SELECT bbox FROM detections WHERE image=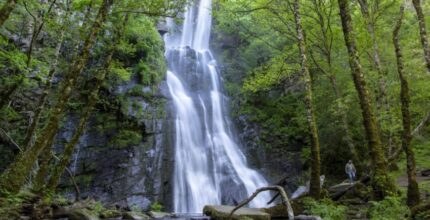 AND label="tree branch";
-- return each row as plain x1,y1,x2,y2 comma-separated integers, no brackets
229,186,294,220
